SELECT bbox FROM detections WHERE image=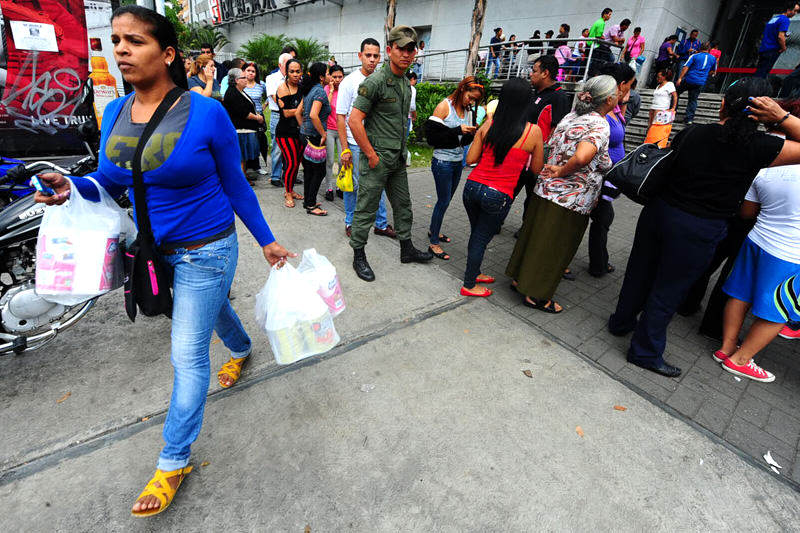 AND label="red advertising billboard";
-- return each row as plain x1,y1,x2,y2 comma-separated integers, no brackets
0,0,94,157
